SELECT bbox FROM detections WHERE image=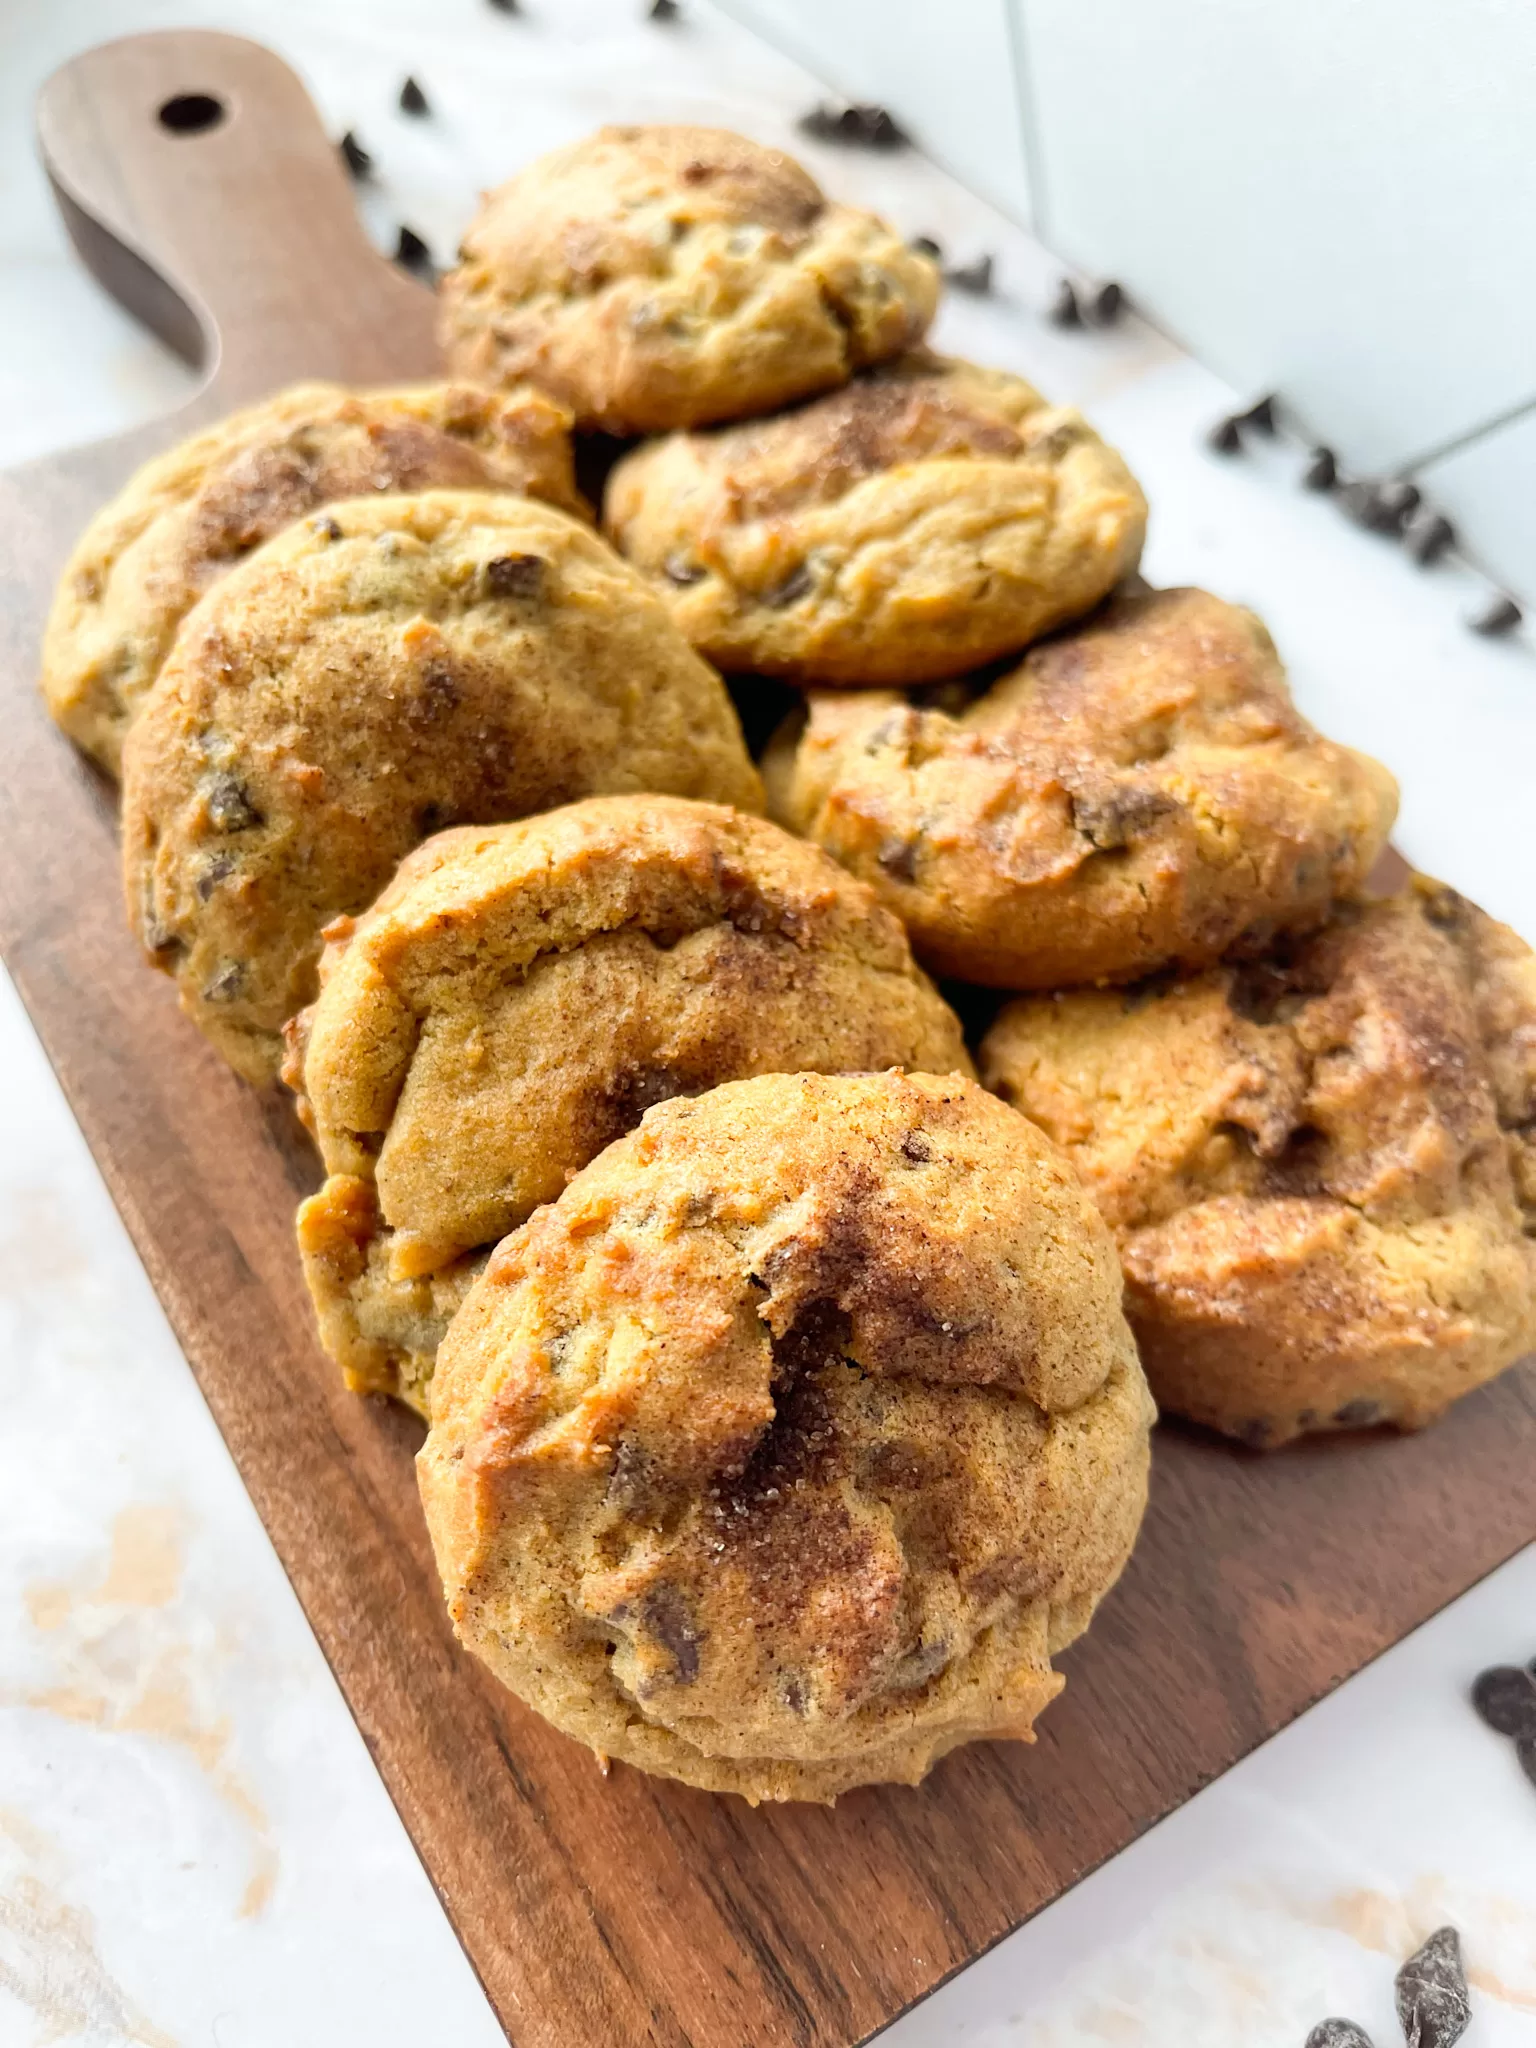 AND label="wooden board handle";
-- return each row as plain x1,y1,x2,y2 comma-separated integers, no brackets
37,30,440,404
